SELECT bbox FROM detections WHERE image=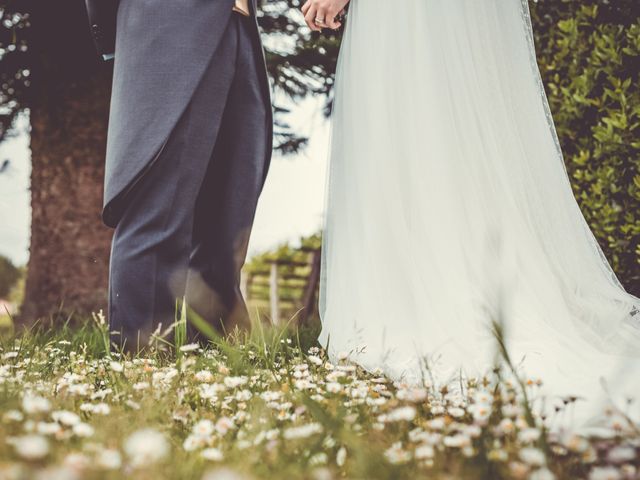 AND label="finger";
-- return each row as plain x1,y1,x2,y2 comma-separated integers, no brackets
314,6,329,29
301,0,311,15
325,8,341,29
304,5,318,31
304,5,322,32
